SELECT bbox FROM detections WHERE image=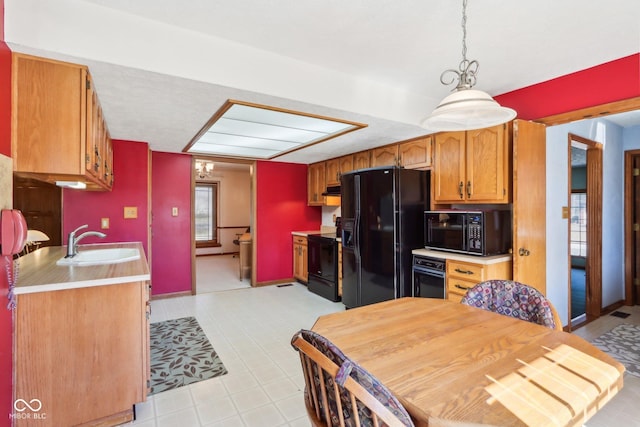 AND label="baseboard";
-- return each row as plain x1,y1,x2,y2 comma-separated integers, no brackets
150,290,193,300
254,278,296,287
601,300,626,315
195,252,239,257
